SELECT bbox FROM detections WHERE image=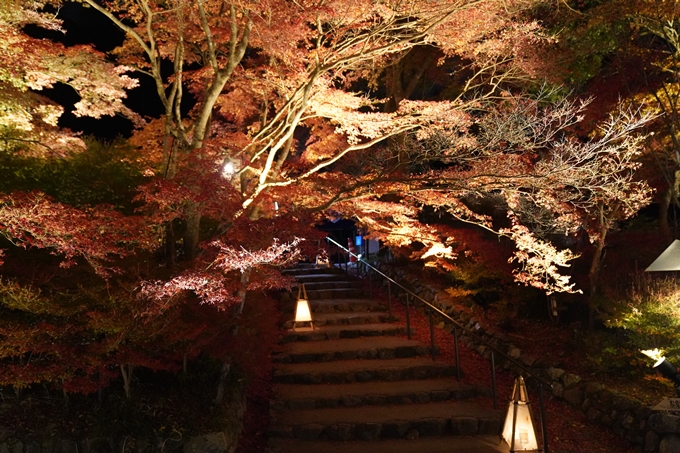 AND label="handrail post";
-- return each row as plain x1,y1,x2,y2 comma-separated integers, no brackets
387,282,392,320
428,308,436,361
405,294,411,340
453,327,461,381
491,351,498,410
538,382,550,453
369,267,373,299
